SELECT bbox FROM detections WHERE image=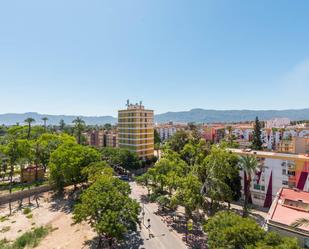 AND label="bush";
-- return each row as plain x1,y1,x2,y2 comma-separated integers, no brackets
12,226,50,249
23,207,31,215
149,192,162,202
26,214,33,219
